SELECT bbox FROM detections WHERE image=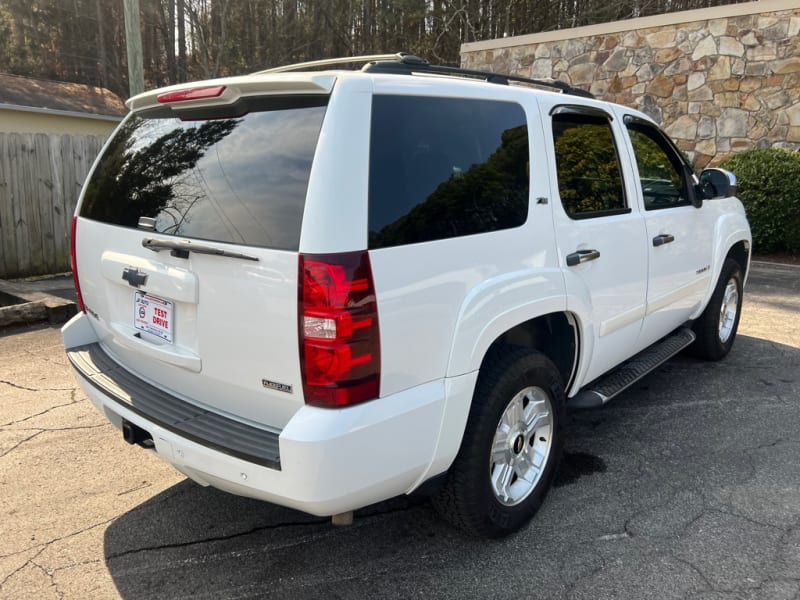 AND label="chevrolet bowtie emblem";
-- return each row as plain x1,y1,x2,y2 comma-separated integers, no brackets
122,267,148,288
